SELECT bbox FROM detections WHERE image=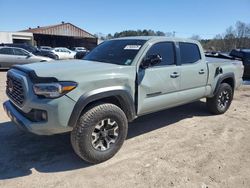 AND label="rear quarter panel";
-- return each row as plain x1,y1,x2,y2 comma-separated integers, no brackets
206,58,244,97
